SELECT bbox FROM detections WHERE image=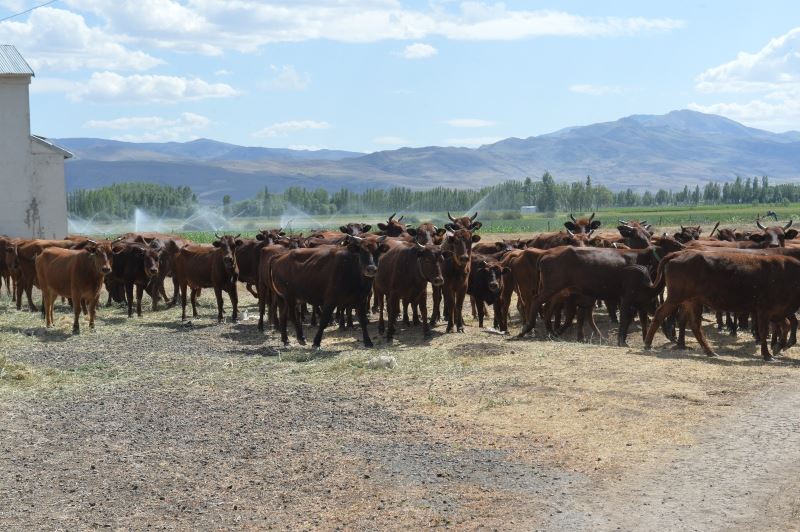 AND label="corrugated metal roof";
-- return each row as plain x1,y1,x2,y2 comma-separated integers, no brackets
0,45,34,76
31,135,73,158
